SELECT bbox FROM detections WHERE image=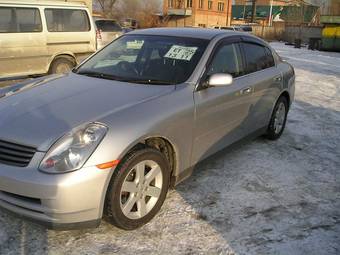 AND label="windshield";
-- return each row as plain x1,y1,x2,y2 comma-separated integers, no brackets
95,20,122,32
76,35,208,85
